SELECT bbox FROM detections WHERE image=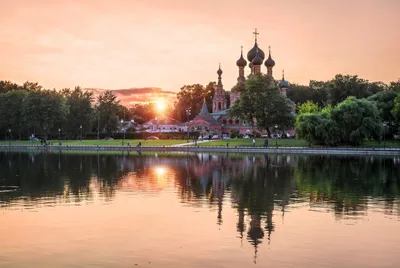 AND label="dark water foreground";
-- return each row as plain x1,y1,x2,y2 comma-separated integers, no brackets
1,152,400,268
